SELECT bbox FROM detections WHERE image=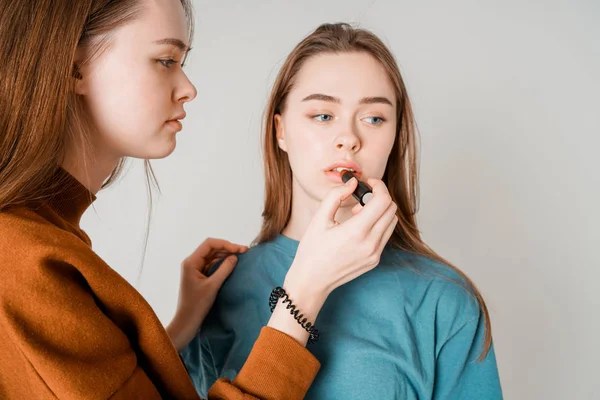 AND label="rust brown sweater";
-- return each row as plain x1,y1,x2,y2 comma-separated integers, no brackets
0,169,319,399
